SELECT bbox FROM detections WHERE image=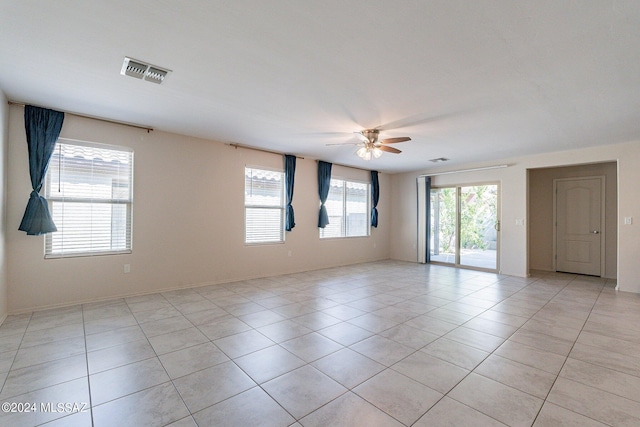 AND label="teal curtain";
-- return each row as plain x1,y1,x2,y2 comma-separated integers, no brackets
18,105,65,235
317,161,332,228
284,154,296,231
425,176,431,262
371,170,379,228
